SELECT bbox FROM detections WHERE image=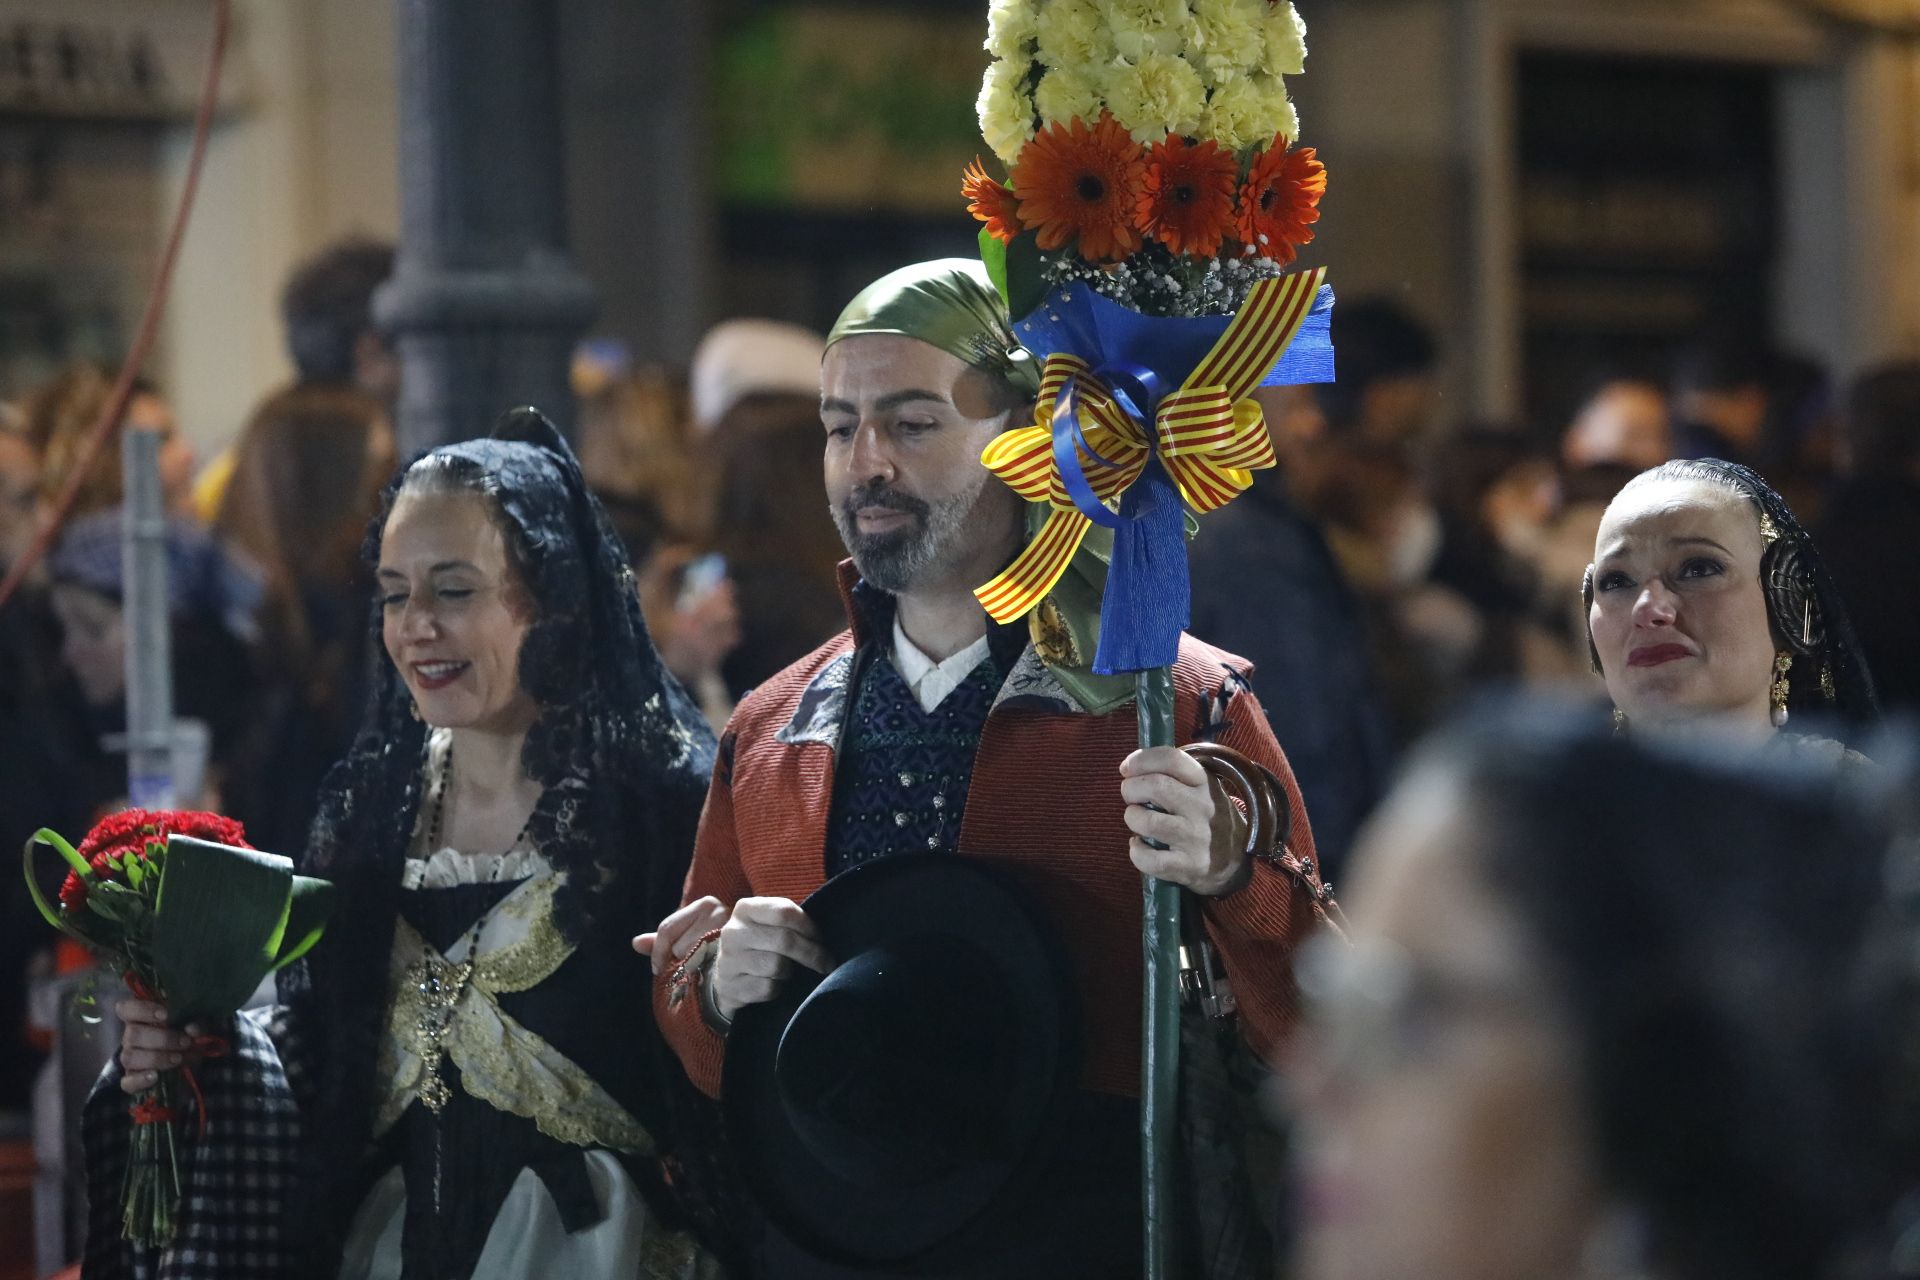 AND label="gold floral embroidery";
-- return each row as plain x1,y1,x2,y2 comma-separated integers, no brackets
452,1008,655,1153
374,875,654,1154
475,881,572,994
